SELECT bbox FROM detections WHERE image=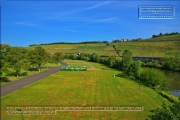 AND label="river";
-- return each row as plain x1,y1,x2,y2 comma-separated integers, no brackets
160,70,180,97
